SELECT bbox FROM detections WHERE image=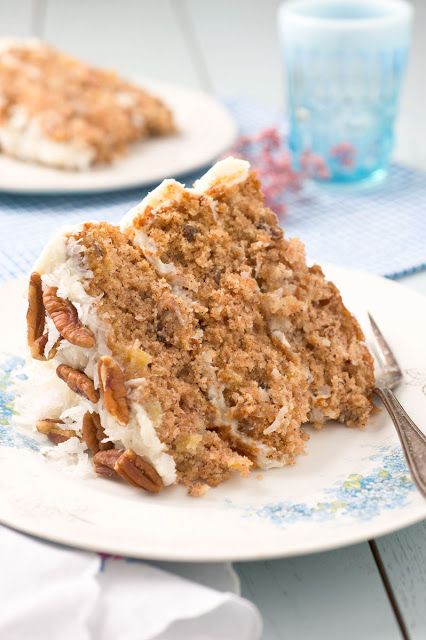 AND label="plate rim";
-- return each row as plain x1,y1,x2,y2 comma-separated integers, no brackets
0,506,424,563
0,81,237,195
1,266,425,561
